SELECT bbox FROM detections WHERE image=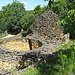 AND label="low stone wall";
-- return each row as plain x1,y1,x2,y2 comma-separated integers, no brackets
0,33,63,70
63,33,70,44
18,32,70,68
0,32,69,74
1,38,42,51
